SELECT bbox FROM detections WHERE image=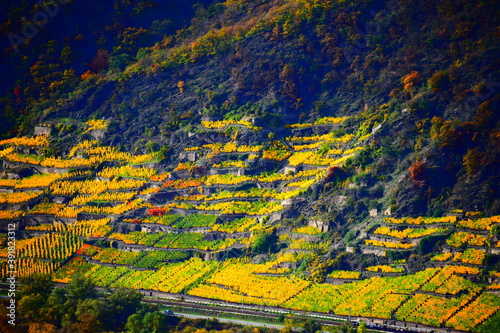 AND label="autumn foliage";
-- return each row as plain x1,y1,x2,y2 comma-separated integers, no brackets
147,207,168,216
409,159,426,186
402,71,421,91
